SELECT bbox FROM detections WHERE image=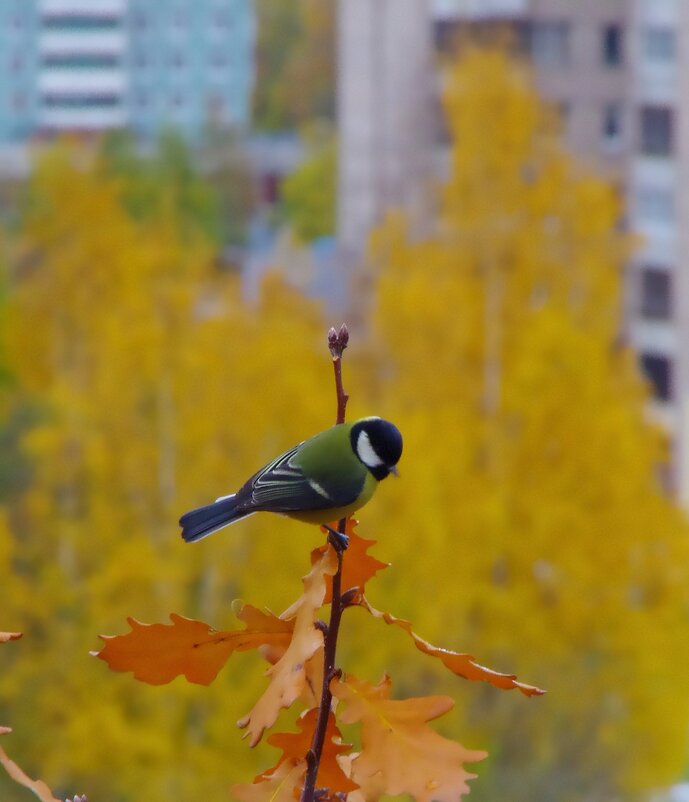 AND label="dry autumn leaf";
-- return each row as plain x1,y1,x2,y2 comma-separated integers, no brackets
313,518,388,602
0,742,63,802
231,759,306,802
238,546,338,746
333,674,486,802
358,595,545,696
266,708,358,793
1,632,22,734
95,604,293,685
